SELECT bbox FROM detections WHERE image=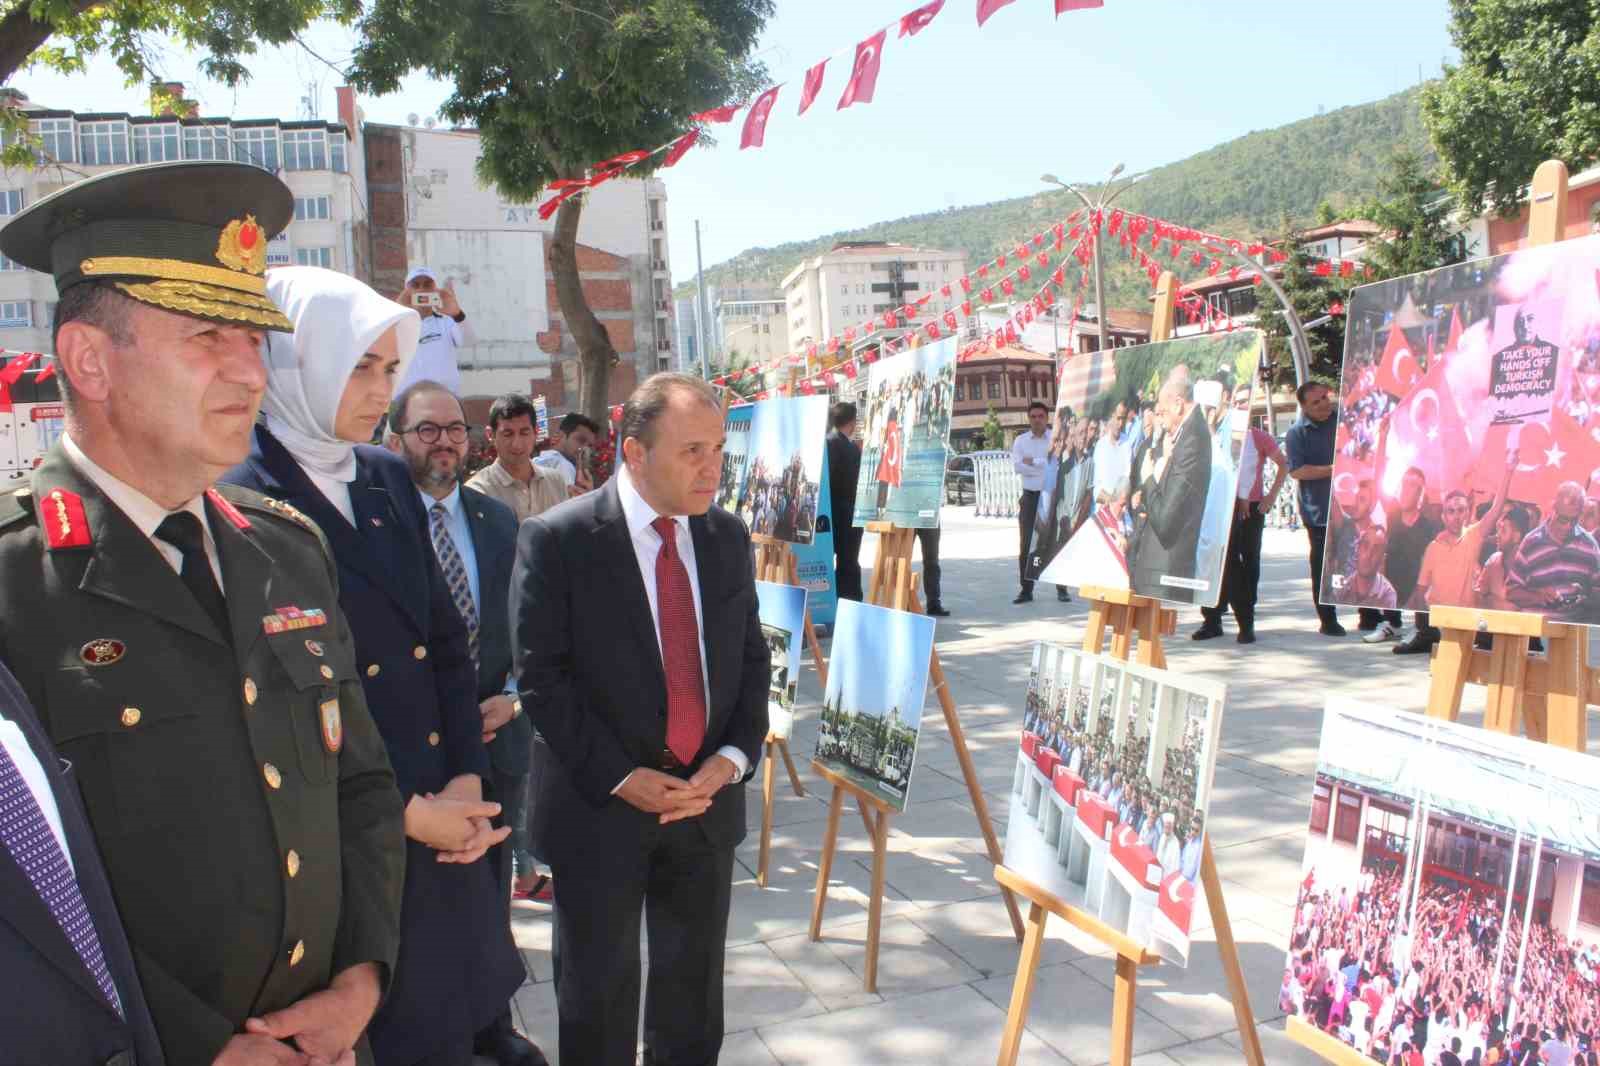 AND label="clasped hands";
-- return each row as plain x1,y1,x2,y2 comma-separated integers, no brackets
404,774,510,863
617,754,738,825
214,963,380,1066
